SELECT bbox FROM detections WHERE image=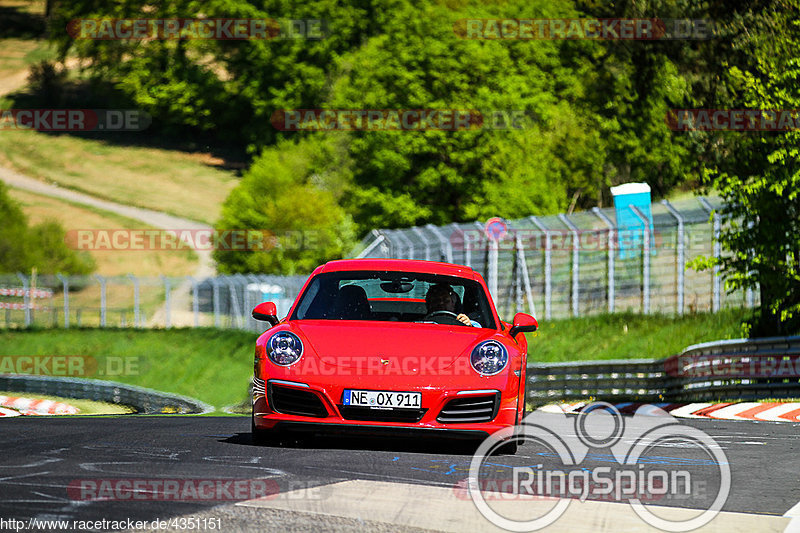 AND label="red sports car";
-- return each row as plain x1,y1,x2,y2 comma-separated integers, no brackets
250,259,537,452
